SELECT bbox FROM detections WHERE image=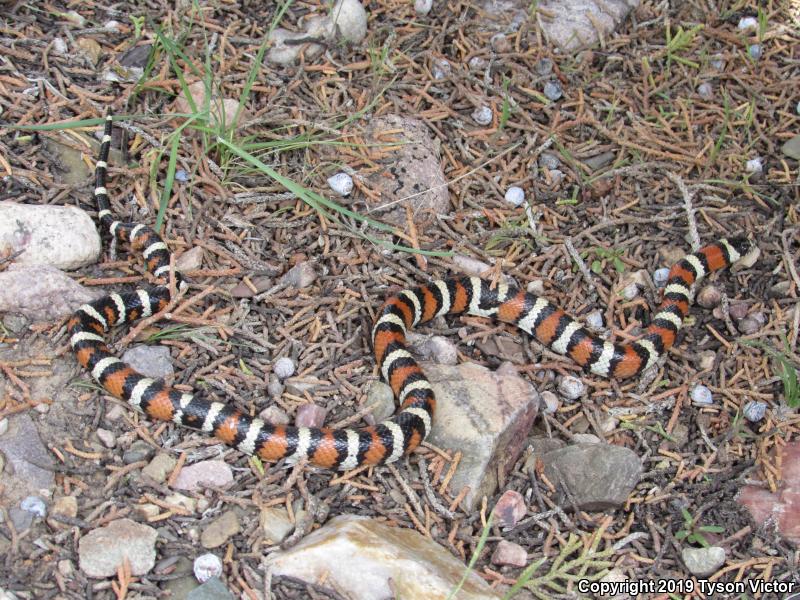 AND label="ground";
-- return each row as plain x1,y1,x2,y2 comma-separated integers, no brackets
0,1,799,599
